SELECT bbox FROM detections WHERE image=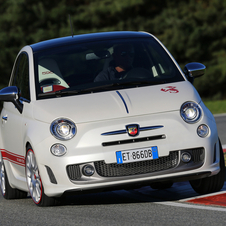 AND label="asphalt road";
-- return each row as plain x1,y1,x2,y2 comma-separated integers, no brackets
0,115,226,226
1,184,226,226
